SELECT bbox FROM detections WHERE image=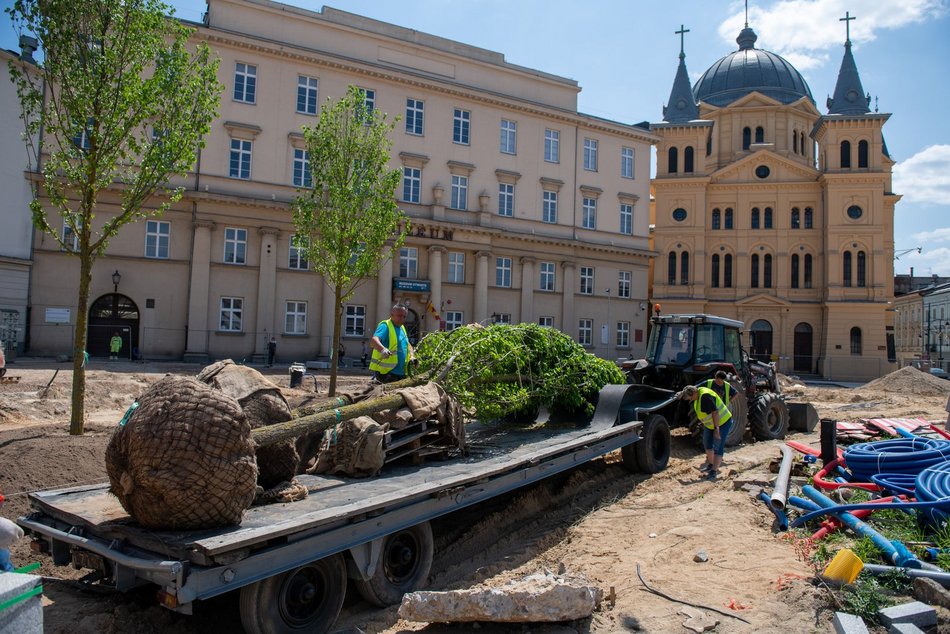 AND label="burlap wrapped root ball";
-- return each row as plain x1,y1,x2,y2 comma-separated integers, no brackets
105,376,258,530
